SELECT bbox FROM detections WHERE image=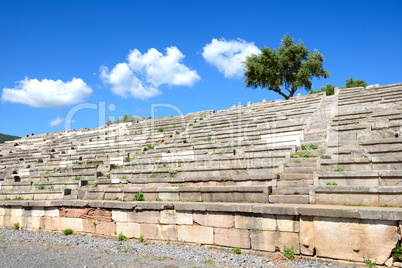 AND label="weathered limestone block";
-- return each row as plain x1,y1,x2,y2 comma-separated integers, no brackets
314,217,398,264
44,208,59,217
41,217,58,230
235,214,276,230
85,208,112,222
95,221,115,236
127,210,160,224
180,192,202,202
177,225,214,244
82,219,96,233
140,224,177,241
159,192,180,201
30,208,45,217
25,216,41,229
59,208,88,218
214,228,250,248
250,230,300,254
58,217,83,232
277,215,299,232
160,210,193,225
10,207,23,216
300,216,314,256
116,222,141,238
193,212,234,228
112,209,128,222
